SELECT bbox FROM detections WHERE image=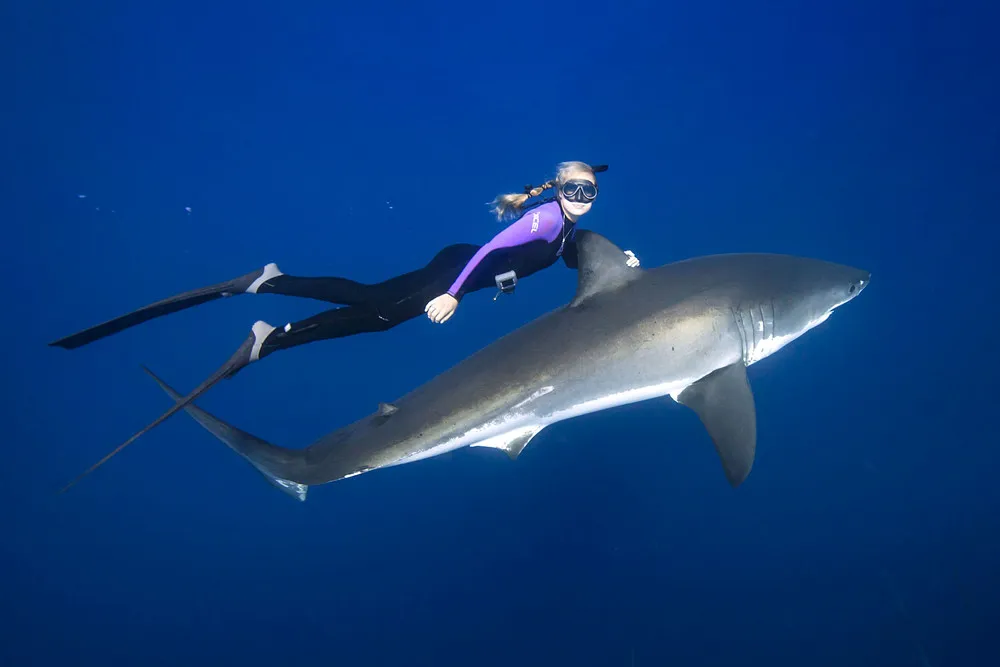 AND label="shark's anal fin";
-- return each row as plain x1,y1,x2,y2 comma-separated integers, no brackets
674,362,757,487
569,230,642,308
470,425,545,460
